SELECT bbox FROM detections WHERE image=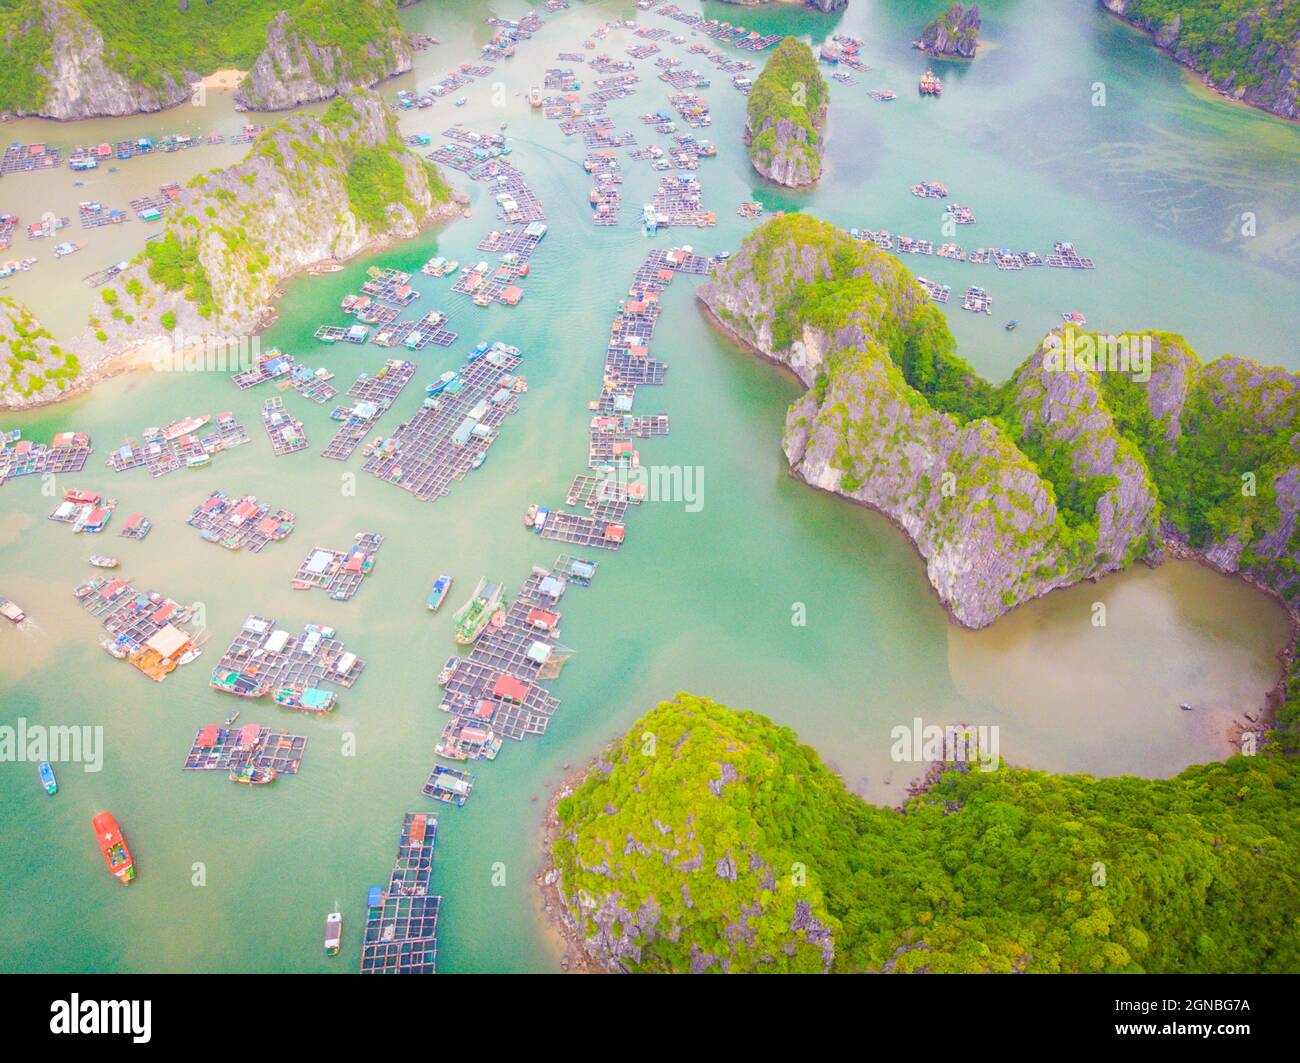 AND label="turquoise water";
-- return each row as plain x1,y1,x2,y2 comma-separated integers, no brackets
0,0,1296,973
